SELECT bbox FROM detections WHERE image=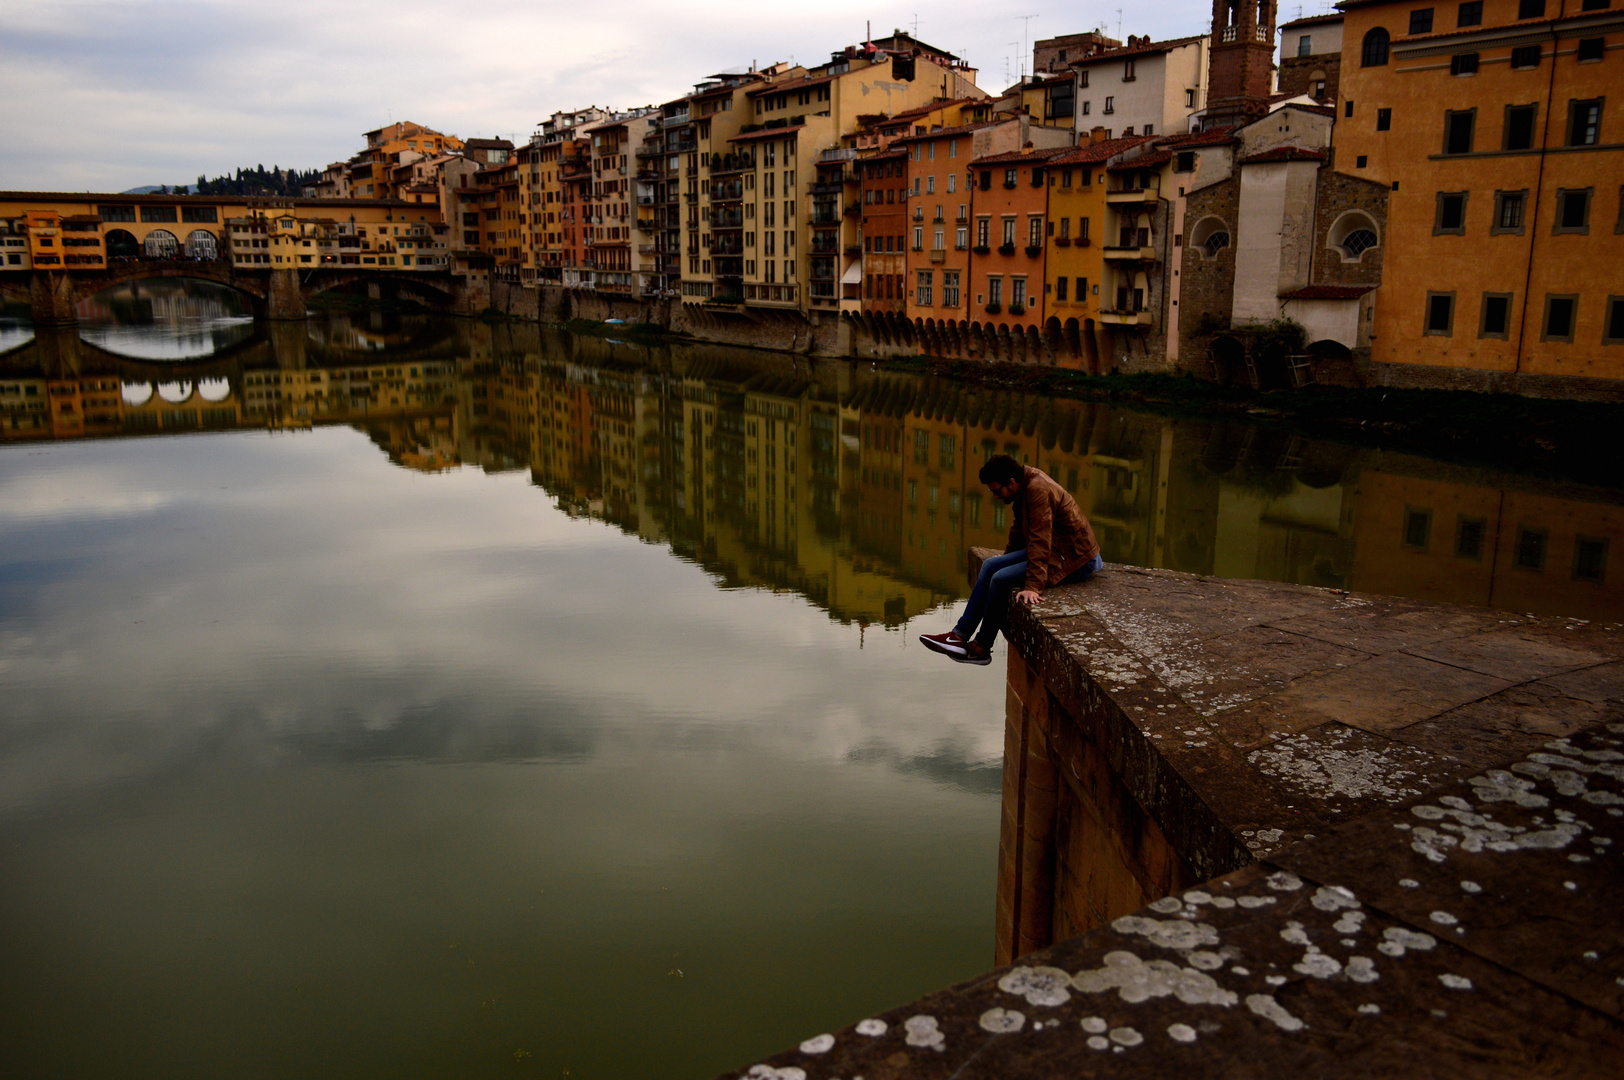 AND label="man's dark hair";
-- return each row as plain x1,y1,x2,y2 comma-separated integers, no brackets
979,453,1024,485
